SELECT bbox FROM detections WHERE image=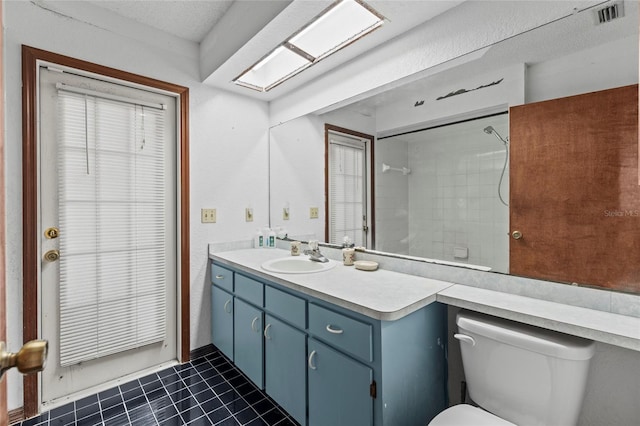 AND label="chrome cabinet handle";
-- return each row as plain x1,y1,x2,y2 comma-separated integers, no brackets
308,350,317,370
223,300,232,314
215,275,225,280
264,324,272,340
454,333,476,346
251,317,260,333
326,324,344,334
